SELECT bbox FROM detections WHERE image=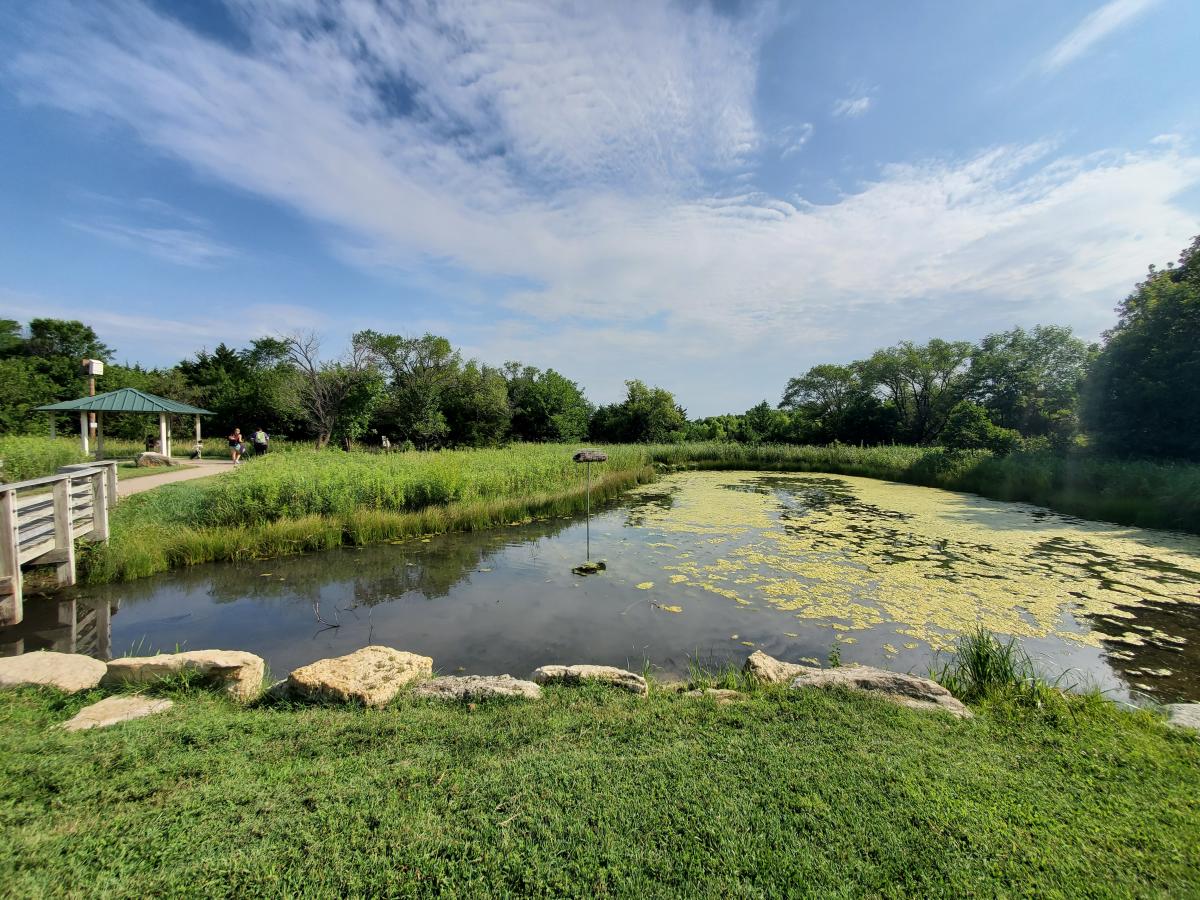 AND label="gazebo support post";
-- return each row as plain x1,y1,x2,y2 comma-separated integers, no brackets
79,412,89,456
95,411,105,459
158,412,169,459
194,415,202,459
